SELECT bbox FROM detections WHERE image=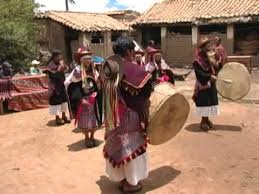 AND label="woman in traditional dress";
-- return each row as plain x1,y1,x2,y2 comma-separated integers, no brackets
69,48,102,148
45,50,70,126
102,36,153,193
134,50,145,68
192,37,220,131
145,48,175,86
